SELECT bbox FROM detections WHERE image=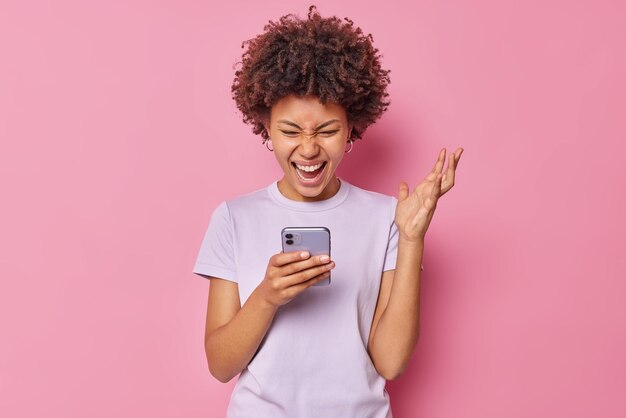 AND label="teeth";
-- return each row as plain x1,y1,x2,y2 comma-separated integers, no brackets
295,162,324,172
